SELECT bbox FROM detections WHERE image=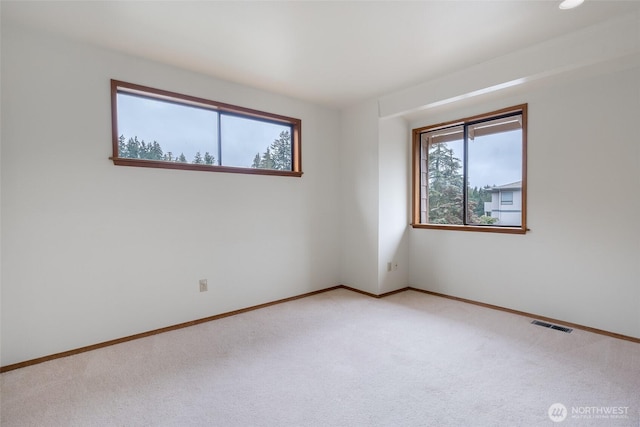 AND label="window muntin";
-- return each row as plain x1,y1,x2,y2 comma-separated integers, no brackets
413,105,527,234
111,80,302,176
